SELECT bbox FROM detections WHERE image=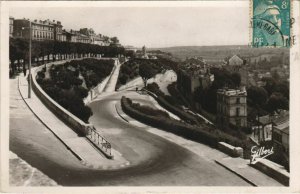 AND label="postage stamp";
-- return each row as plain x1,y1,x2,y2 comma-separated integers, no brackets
251,0,291,47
